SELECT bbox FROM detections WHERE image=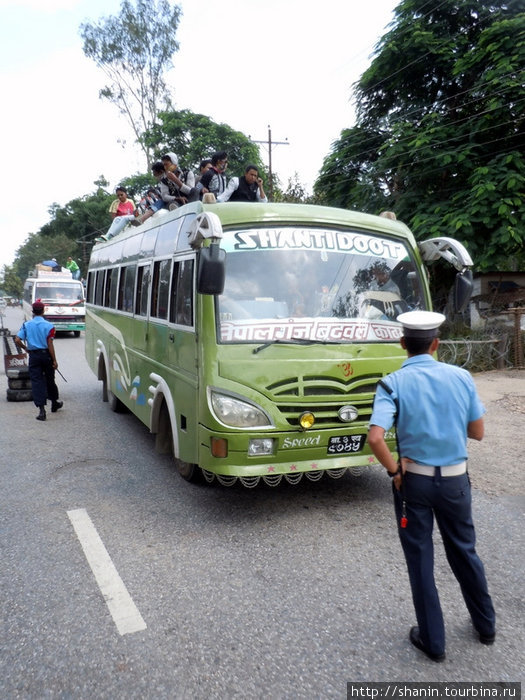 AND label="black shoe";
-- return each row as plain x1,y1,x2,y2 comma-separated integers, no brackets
51,401,63,413
409,626,446,662
478,631,496,645
36,407,46,421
